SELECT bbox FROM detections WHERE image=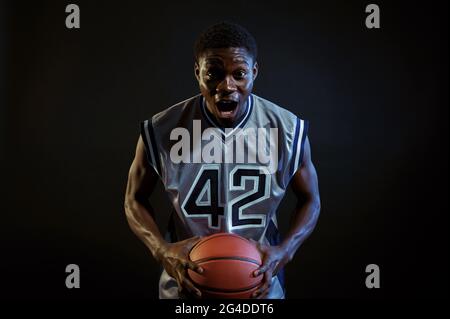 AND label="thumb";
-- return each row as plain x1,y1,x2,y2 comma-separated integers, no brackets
254,255,272,277
186,236,202,250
